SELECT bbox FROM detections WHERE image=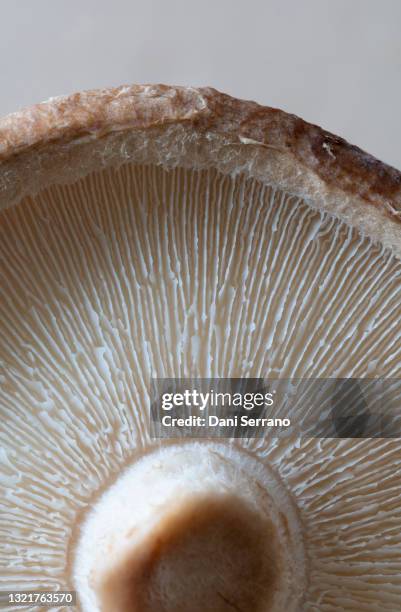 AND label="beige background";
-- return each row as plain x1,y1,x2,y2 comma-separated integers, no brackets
1,0,400,169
